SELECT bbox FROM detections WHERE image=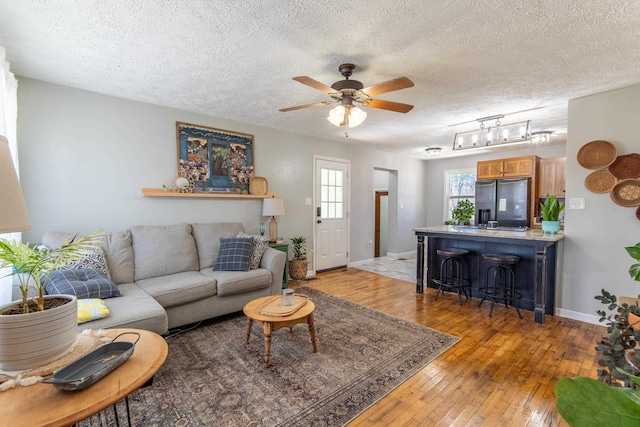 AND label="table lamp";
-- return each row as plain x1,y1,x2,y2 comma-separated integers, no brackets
0,135,31,305
0,135,31,233
262,197,285,243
